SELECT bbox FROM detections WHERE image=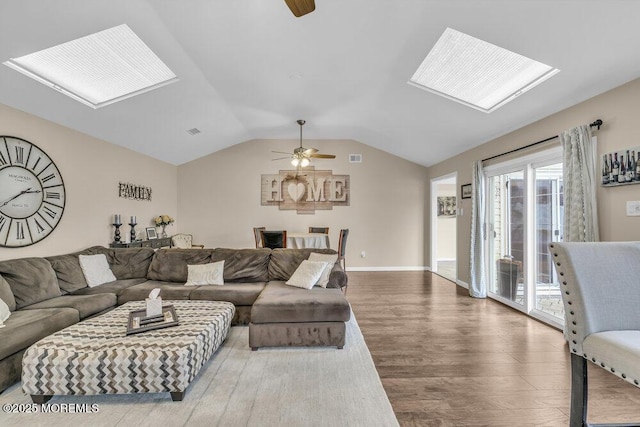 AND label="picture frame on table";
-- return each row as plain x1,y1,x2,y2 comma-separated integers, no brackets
461,183,472,199
146,227,158,240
